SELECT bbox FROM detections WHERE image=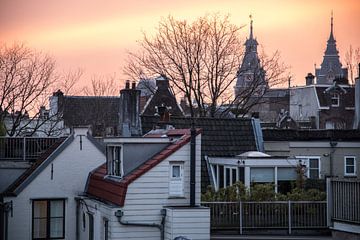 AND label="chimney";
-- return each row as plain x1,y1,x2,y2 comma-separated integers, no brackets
156,75,169,90
305,73,315,85
125,80,130,89
354,64,360,129
49,89,64,117
119,81,141,136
